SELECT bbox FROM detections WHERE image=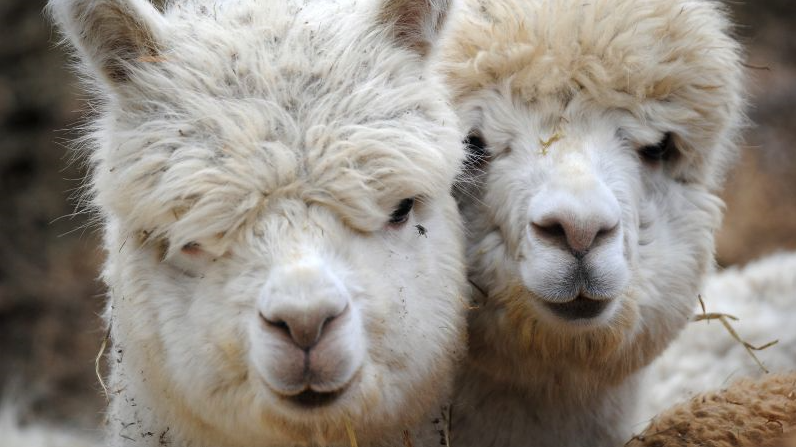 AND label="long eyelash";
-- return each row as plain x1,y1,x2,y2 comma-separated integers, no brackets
389,198,415,224
639,132,675,162
464,132,489,168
